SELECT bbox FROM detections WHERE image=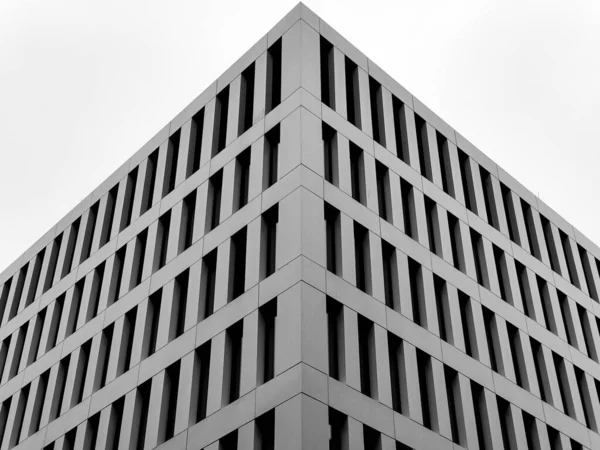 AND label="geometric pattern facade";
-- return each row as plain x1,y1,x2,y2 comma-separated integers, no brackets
0,3,599,449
